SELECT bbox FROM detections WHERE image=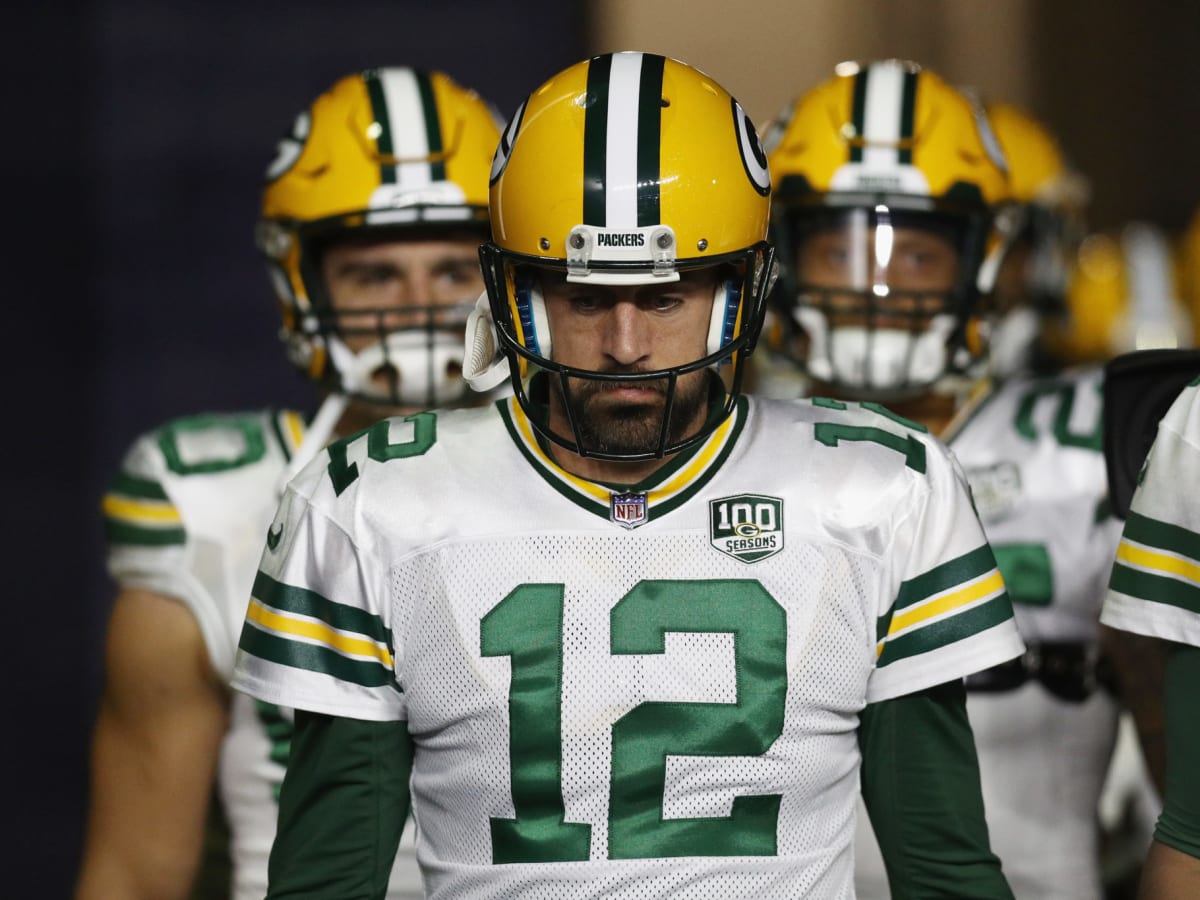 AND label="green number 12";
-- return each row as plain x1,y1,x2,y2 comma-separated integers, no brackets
480,579,787,864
